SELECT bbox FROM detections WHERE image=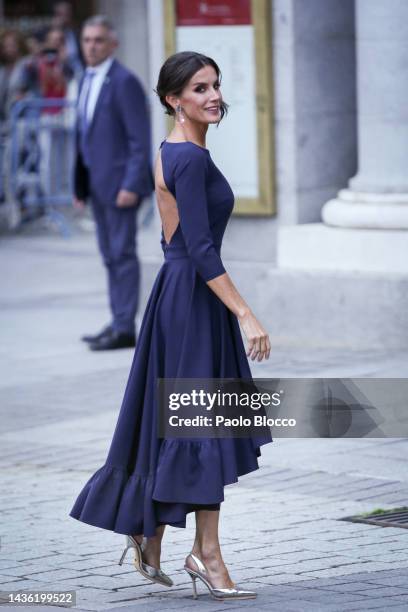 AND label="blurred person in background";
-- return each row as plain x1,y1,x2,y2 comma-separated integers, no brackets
73,15,154,351
52,0,84,81
25,29,44,60
0,29,28,122
20,26,74,109
0,29,28,206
